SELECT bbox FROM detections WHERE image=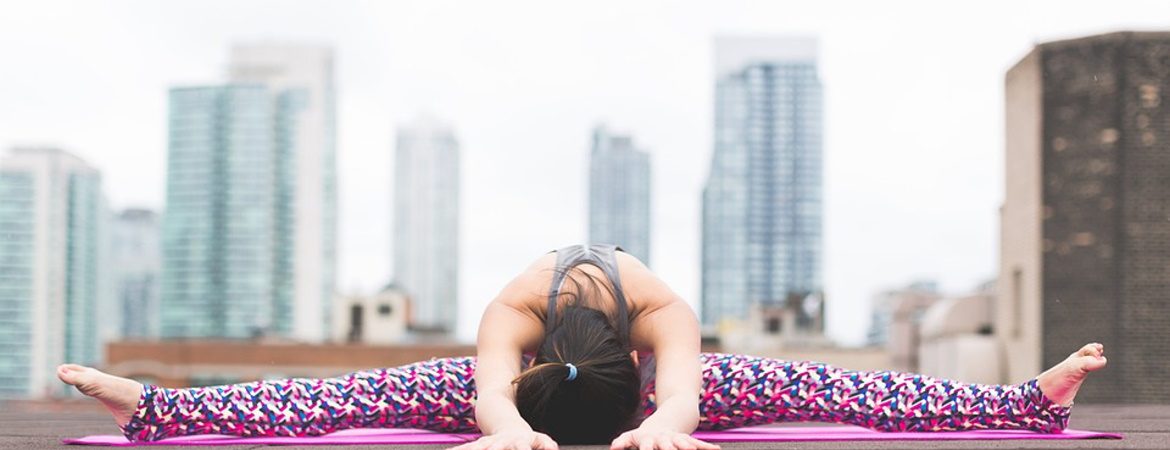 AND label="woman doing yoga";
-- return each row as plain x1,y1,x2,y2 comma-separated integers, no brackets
60,244,1106,450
